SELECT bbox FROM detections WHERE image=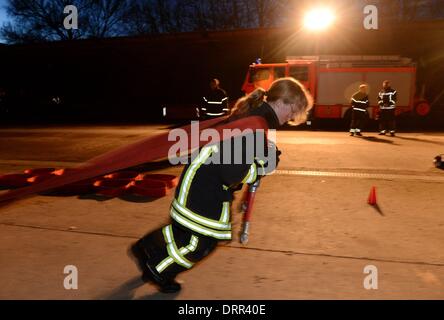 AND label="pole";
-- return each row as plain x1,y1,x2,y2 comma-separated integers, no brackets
240,179,261,244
